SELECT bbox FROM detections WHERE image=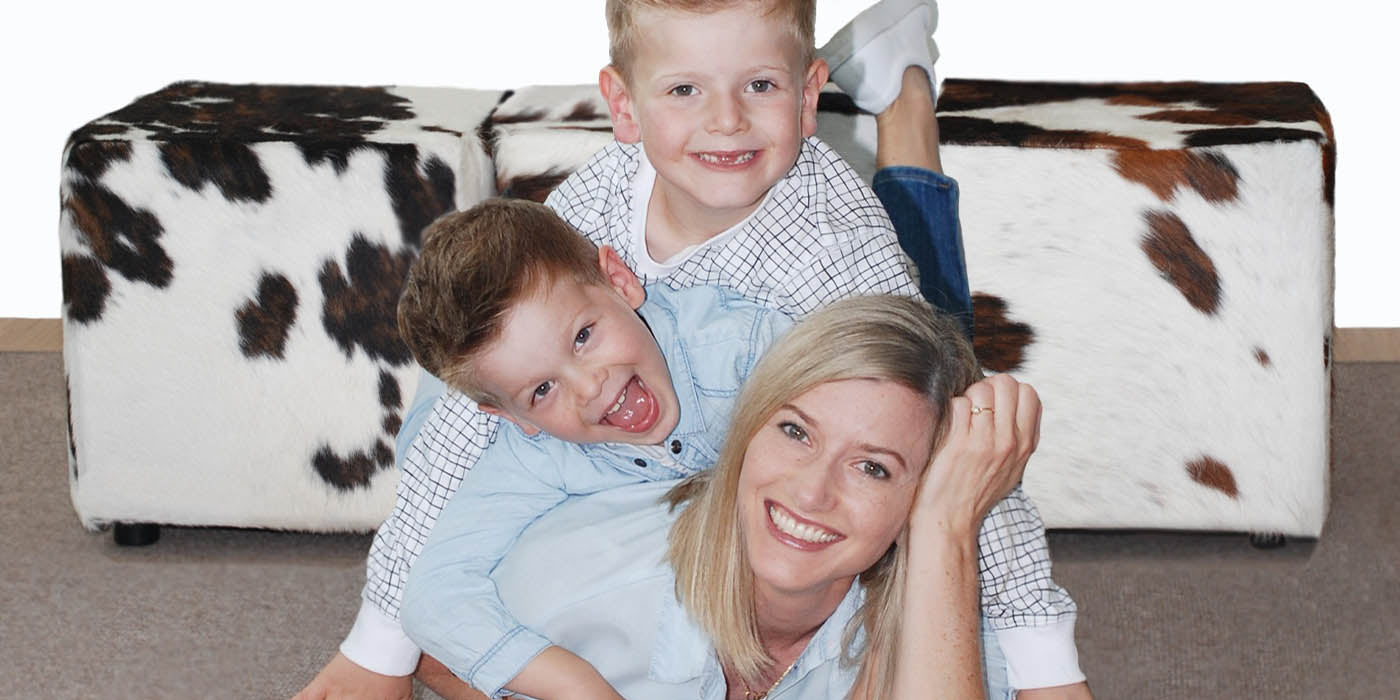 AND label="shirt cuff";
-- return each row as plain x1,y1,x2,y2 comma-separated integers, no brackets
995,618,1086,690
469,627,554,698
339,600,422,677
